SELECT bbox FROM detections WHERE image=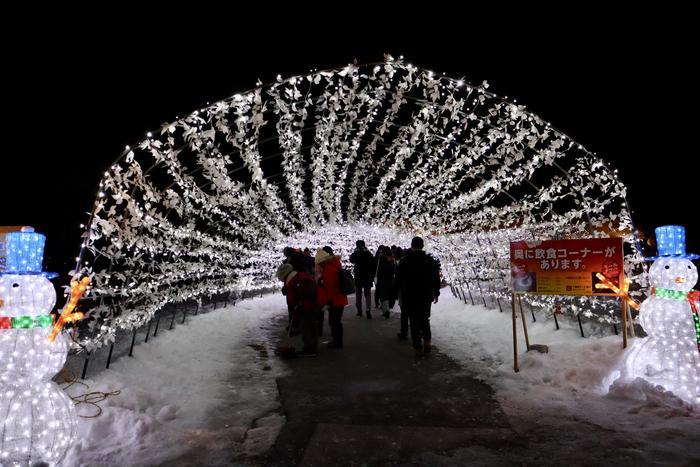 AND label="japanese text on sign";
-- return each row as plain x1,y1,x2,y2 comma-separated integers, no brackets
510,237,624,296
